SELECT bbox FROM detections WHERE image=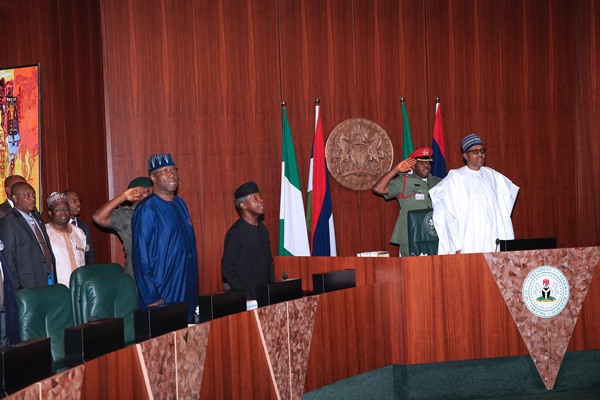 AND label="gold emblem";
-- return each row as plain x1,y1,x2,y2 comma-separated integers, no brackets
325,118,393,191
